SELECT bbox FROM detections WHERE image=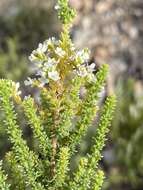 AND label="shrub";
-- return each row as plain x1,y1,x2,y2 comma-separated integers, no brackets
105,78,143,189
0,0,116,189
